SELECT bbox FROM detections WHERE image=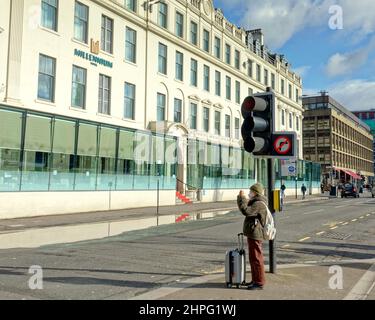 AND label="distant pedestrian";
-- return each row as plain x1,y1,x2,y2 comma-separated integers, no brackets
280,184,286,205
237,183,268,290
301,184,307,200
320,183,324,194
